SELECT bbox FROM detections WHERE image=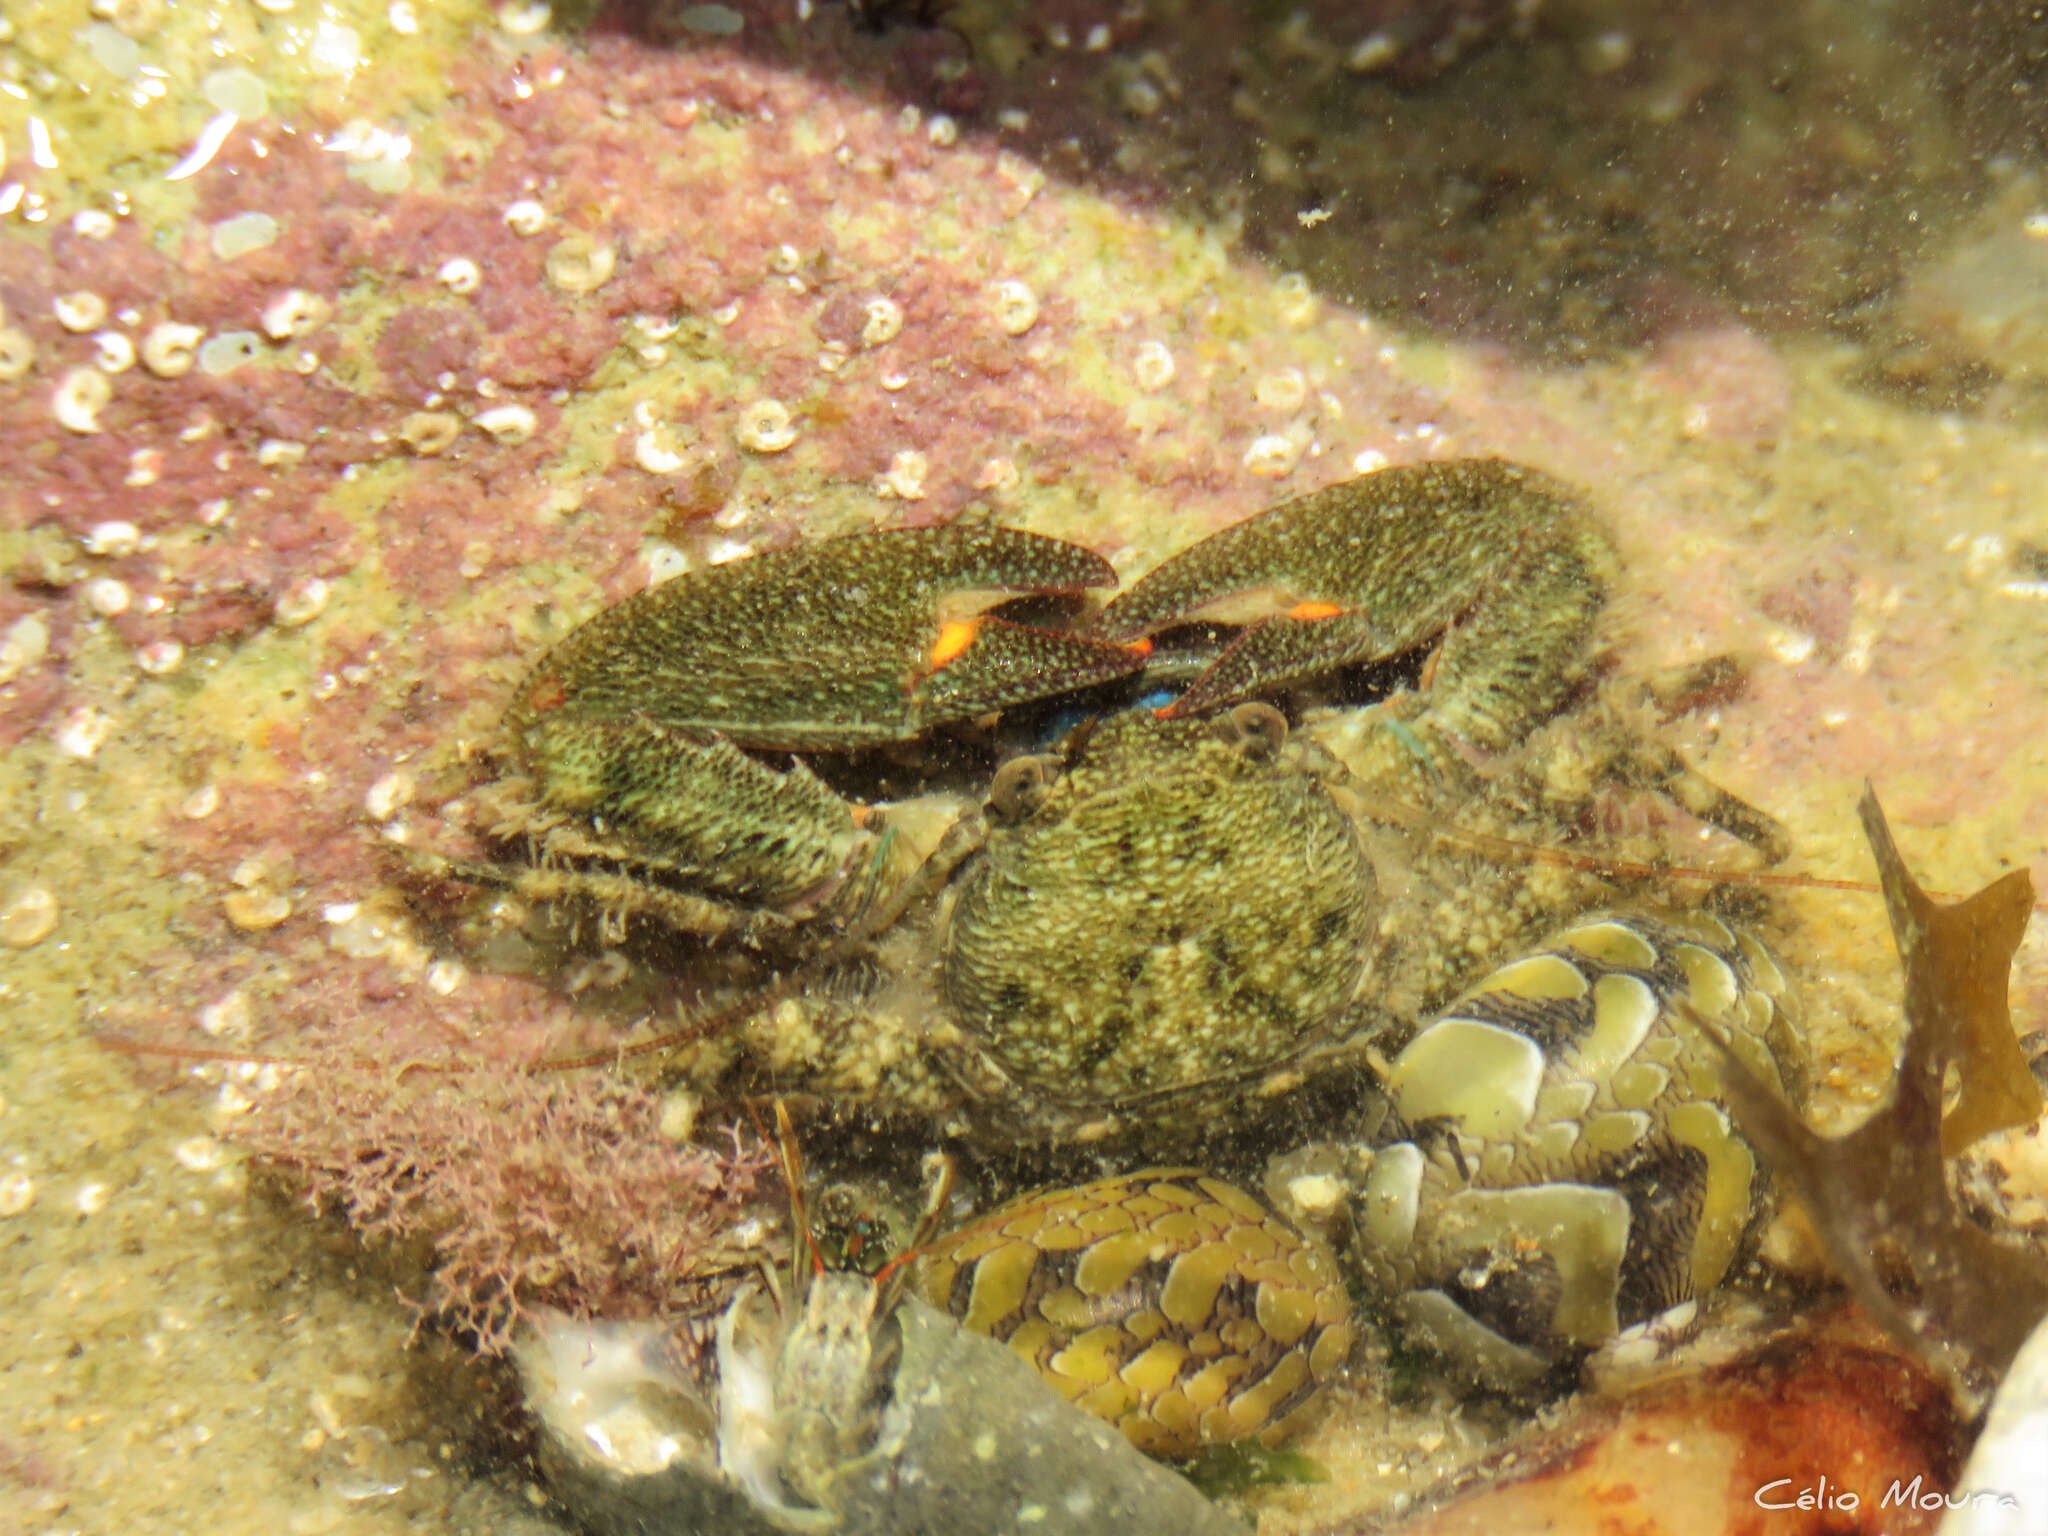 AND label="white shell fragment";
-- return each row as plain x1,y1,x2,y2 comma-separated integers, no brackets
0,1171,35,1217
261,288,330,340
861,295,904,348
882,449,929,500
1938,1311,2048,1536
0,328,35,381
198,331,263,375
93,330,135,372
395,410,461,455
1131,340,1176,391
504,198,548,235
546,235,616,294
54,290,108,332
83,576,131,616
83,520,140,556
210,211,280,260
165,112,238,182
0,615,49,685
499,1,553,36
